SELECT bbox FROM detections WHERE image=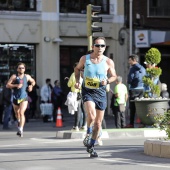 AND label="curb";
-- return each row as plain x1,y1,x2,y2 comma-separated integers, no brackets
56,131,109,139
144,139,170,158
56,128,167,139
